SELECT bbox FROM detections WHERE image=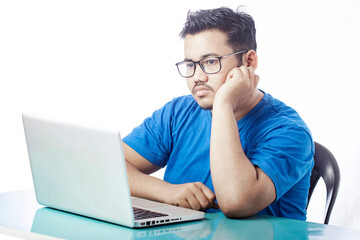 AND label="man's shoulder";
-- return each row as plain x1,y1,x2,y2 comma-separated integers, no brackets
247,91,313,141
261,92,293,113
260,92,313,145
260,92,307,126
